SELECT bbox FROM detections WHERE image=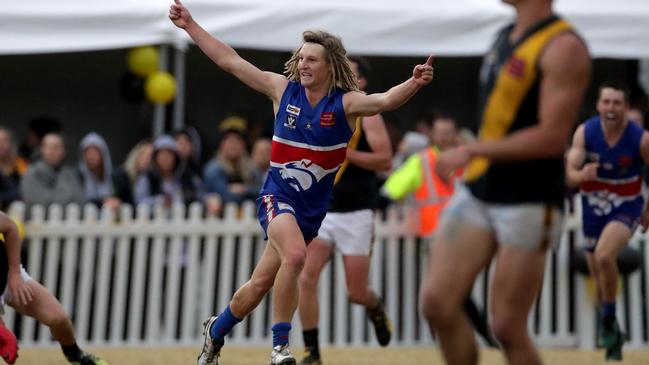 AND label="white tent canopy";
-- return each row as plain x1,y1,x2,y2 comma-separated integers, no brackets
3,0,649,58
